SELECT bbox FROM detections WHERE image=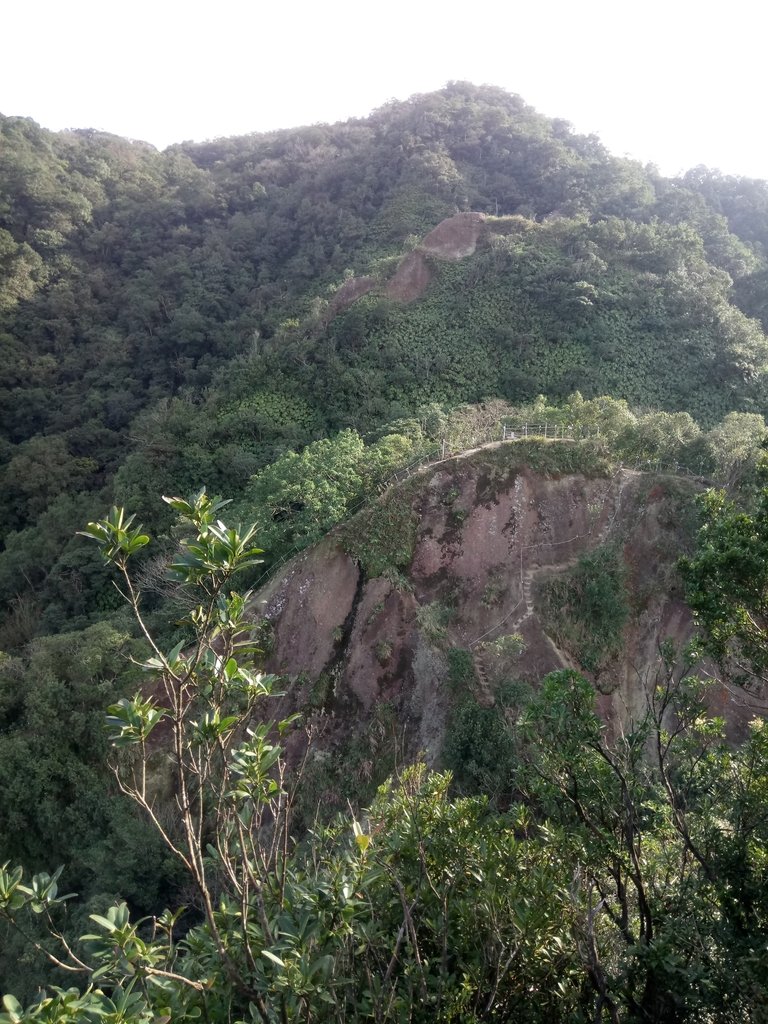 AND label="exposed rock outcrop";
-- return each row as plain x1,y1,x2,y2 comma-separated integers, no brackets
252,444,763,760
